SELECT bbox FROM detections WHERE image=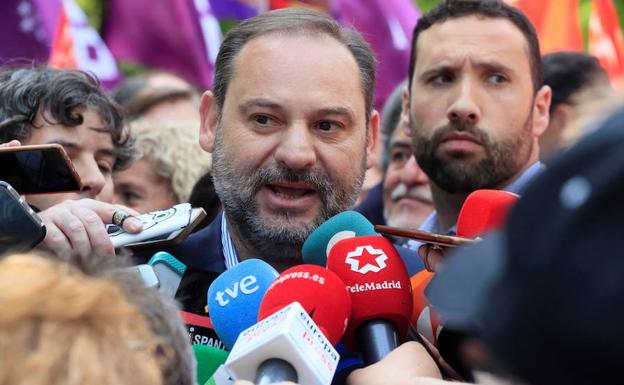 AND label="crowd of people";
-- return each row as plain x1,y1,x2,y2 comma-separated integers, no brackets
0,1,621,384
